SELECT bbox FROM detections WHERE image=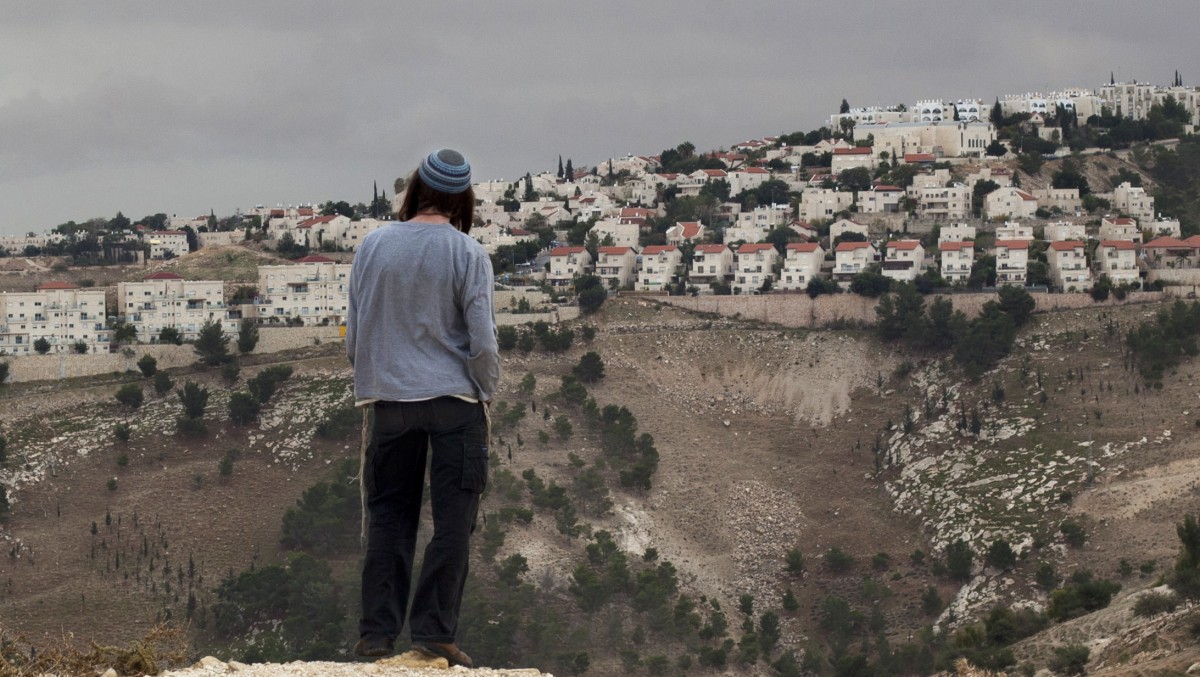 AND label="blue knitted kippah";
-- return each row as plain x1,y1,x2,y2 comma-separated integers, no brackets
418,148,472,194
